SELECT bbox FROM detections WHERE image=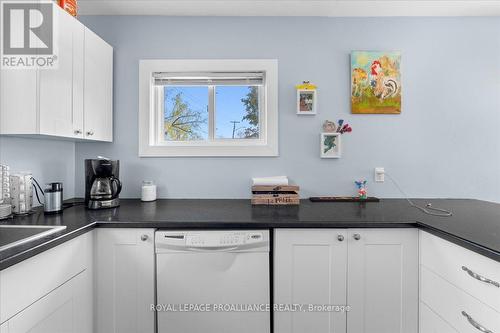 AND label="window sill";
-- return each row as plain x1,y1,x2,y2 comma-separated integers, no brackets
138,143,278,157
